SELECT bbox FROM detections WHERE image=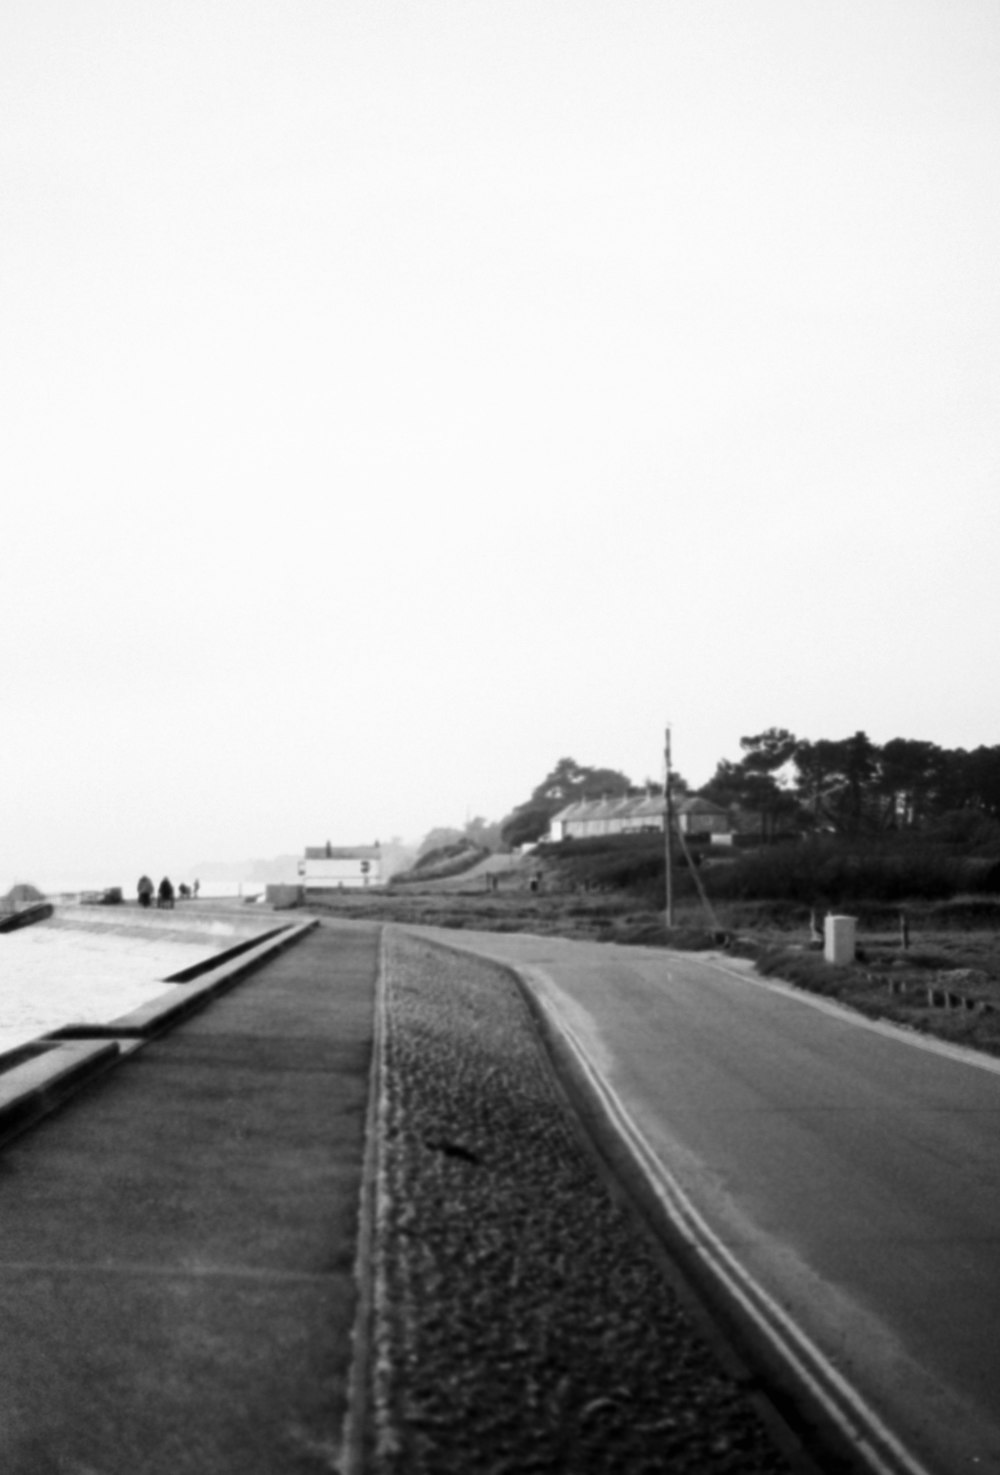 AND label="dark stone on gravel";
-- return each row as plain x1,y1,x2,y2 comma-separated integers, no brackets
372,932,794,1473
